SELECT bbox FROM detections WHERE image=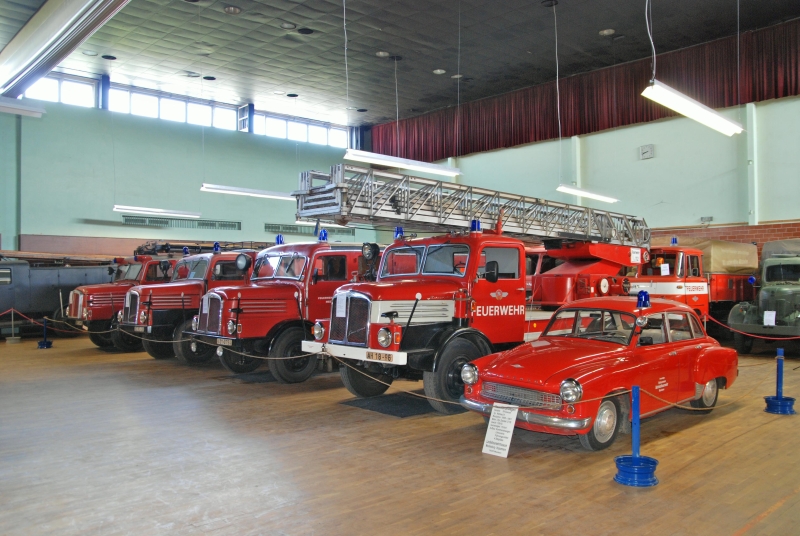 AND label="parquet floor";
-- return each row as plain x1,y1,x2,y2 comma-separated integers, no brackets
0,337,798,535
